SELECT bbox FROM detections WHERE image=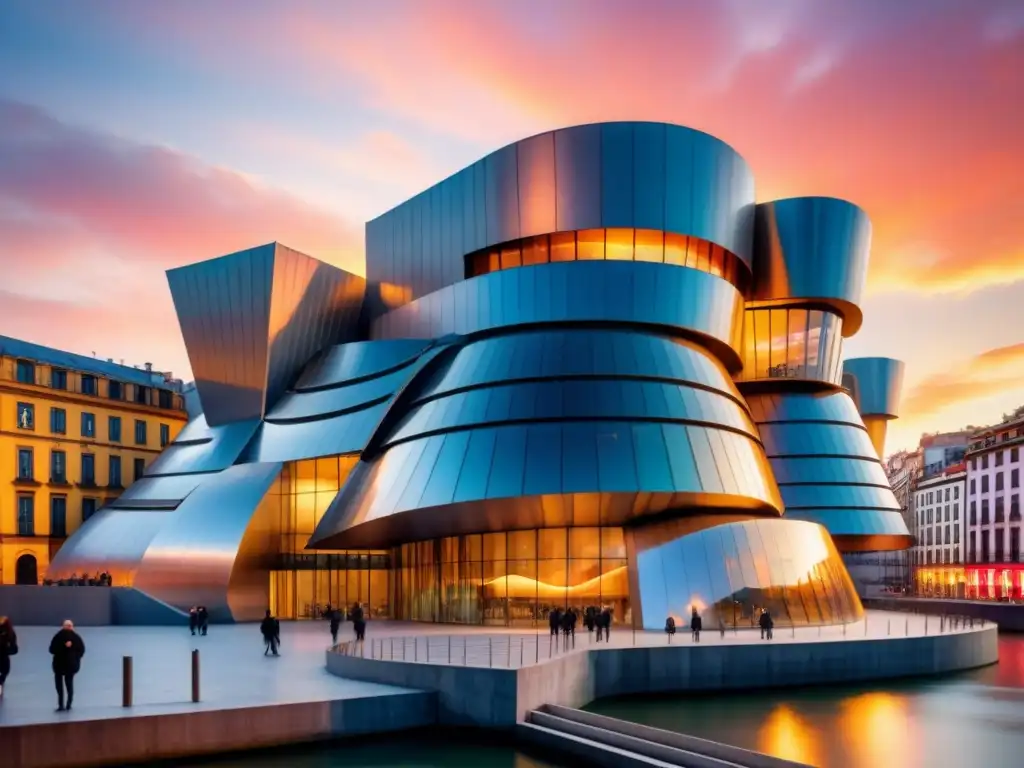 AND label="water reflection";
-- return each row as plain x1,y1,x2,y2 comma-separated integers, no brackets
589,635,1024,768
